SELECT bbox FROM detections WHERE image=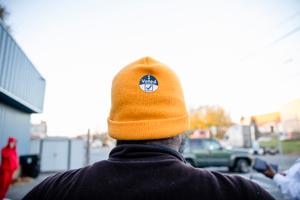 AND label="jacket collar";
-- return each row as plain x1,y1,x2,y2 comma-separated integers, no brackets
109,144,185,163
